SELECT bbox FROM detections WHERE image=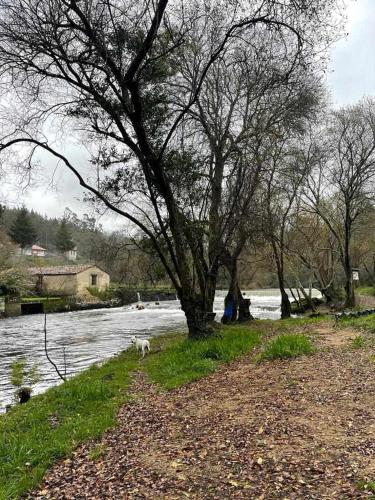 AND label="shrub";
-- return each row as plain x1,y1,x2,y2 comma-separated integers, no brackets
260,334,315,361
